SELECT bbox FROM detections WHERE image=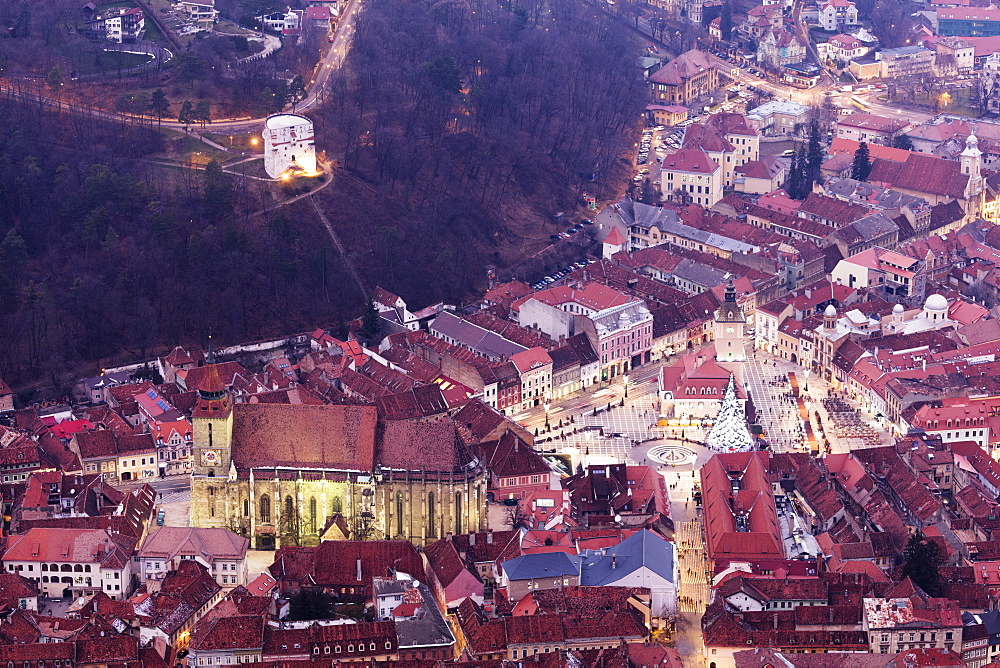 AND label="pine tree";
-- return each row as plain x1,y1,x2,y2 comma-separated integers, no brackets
806,120,823,187
361,300,381,340
178,100,194,126
149,89,170,128
892,134,914,151
707,375,754,452
785,149,801,199
720,2,733,39
901,530,943,597
851,141,872,181
195,100,211,128
796,147,809,198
